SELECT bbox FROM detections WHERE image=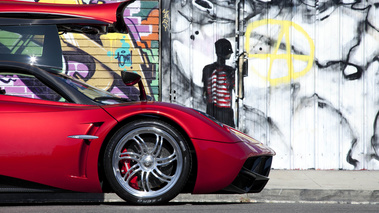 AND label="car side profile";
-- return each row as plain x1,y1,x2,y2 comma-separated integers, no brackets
0,0,275,205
